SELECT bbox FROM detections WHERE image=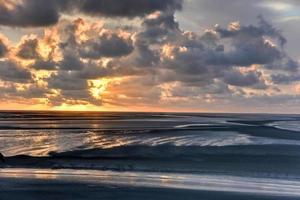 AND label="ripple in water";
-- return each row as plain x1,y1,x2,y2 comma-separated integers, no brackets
1,129,300,157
